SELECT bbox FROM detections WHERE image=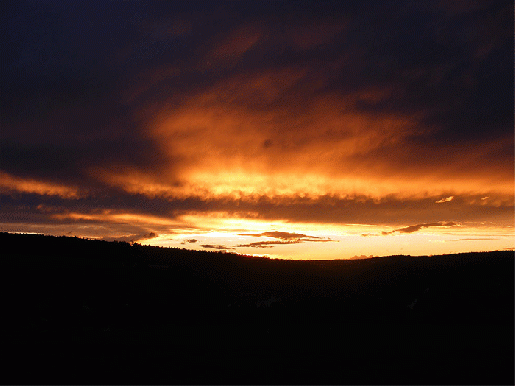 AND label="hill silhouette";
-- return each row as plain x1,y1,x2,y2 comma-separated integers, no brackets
2,232,513,384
